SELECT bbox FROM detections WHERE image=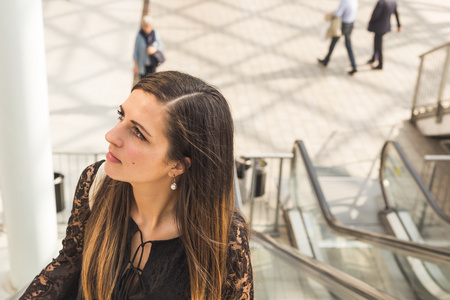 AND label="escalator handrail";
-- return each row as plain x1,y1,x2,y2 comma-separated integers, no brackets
379,140,450,225
252,231,397,300
294,140,450,265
